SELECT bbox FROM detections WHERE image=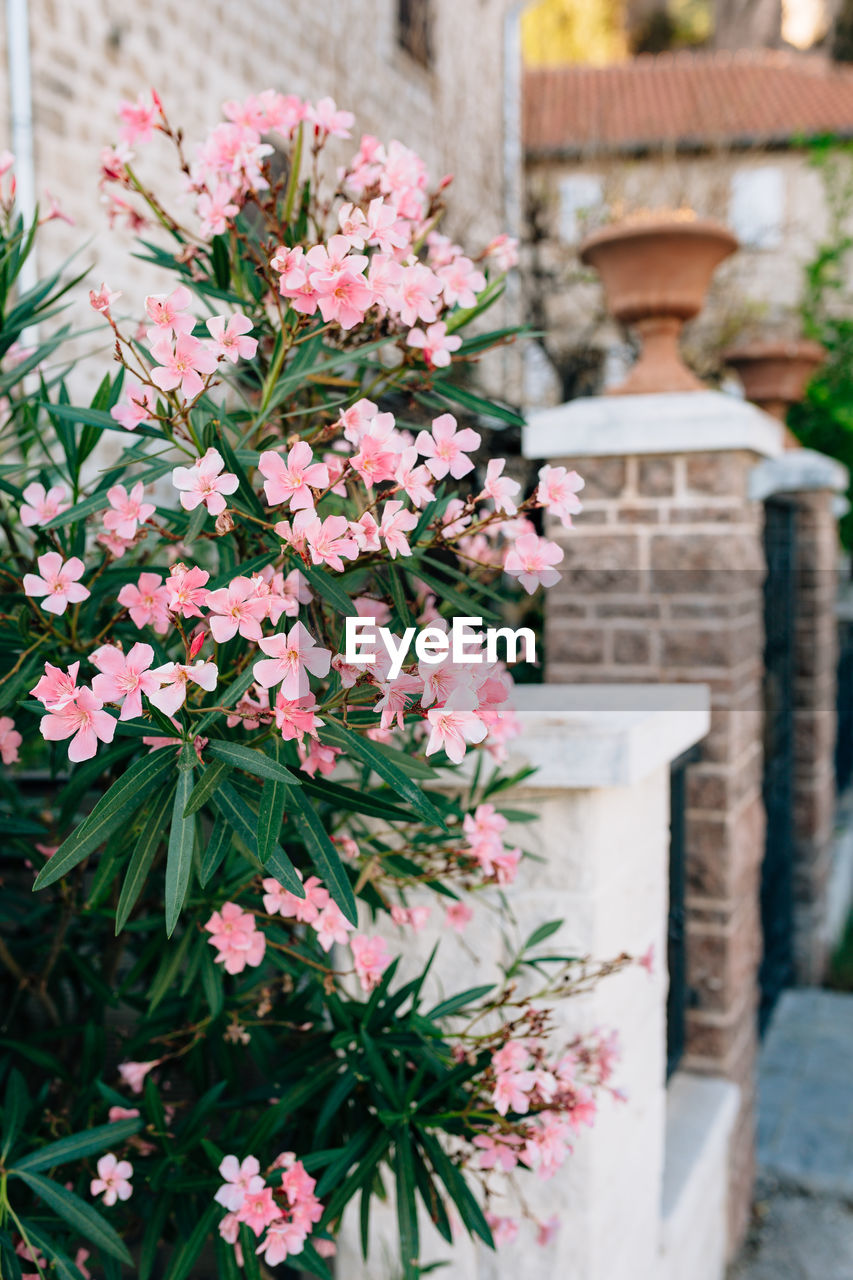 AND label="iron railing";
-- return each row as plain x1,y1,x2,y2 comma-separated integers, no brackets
666,746,698,1080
